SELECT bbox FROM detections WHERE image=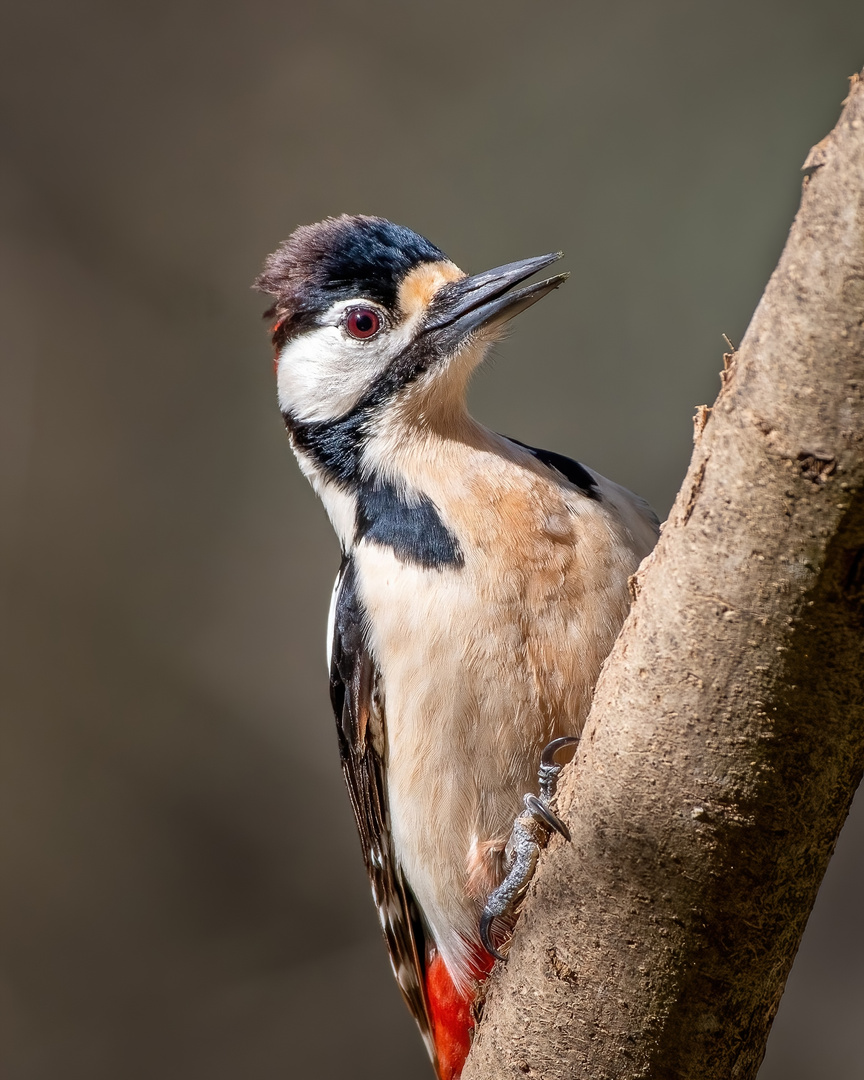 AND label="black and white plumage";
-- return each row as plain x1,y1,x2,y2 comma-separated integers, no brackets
327,553,438,1061
256,215,659,1079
